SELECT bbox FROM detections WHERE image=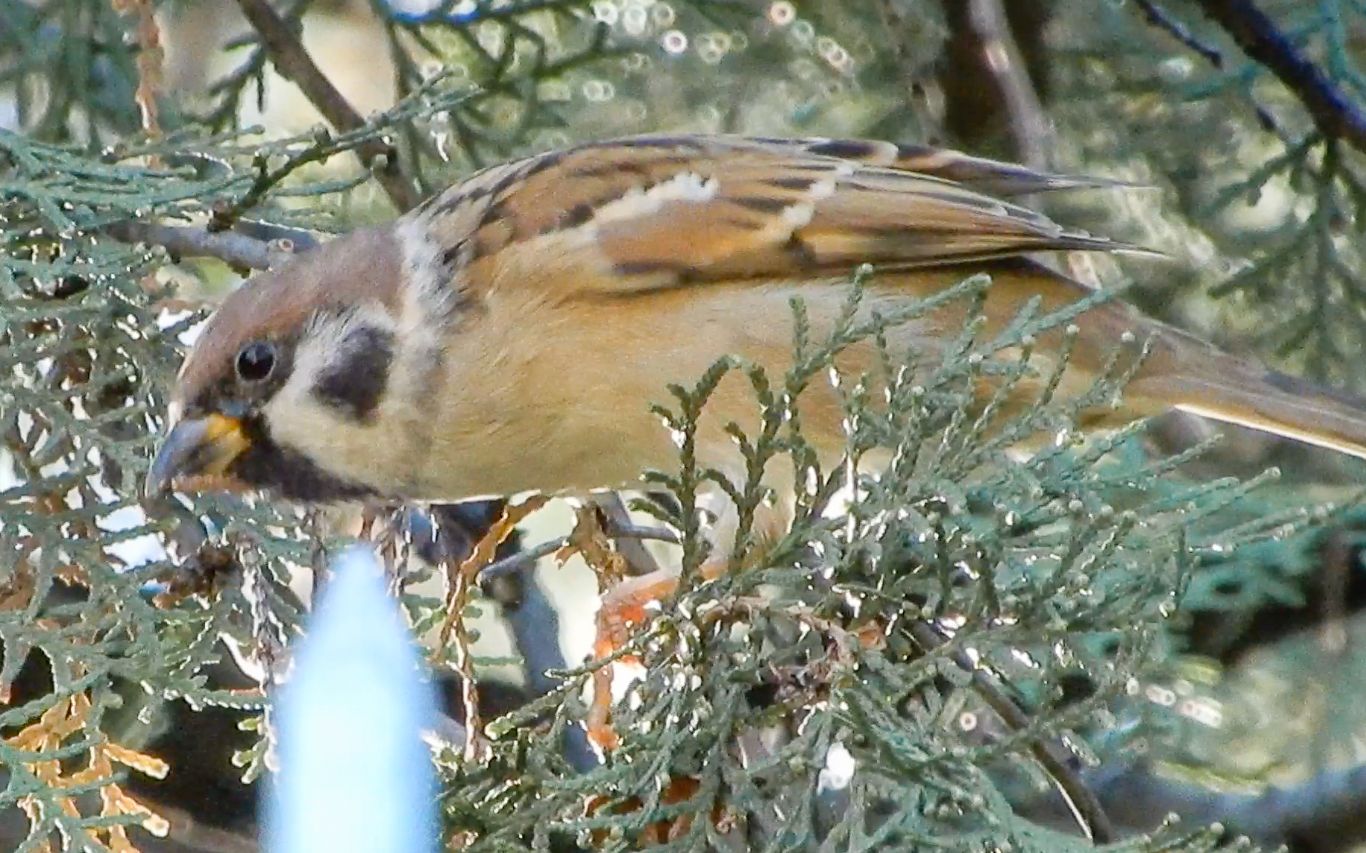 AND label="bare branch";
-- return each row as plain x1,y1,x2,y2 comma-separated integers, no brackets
940,1,1096,284
234,0,419,212
477,552,599,771
479,522,680,584
1193,0,1366,154
1132,0,1282,134
230,219,322,253
105,221,309,271
949,0,1051,171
